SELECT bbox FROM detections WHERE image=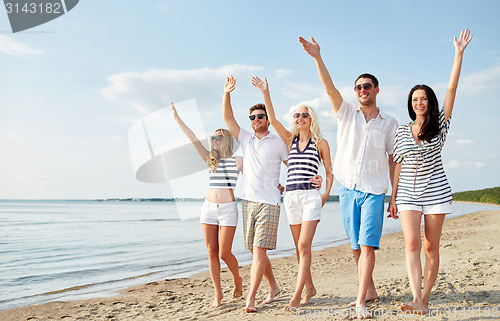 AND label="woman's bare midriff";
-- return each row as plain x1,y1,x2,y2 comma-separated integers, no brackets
206,188,236,203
